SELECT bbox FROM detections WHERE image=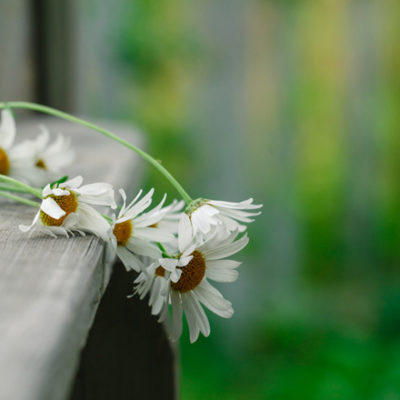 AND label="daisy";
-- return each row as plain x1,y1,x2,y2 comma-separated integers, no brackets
134,216,249,343
10,124,75,186
19,176,116,240
184,197,262,236
111,189,178,272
